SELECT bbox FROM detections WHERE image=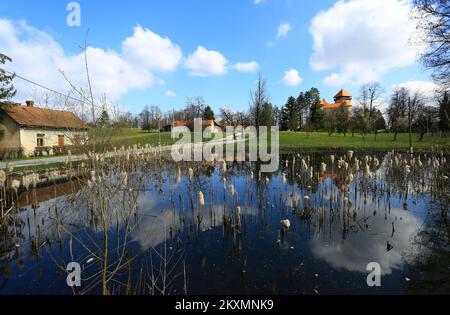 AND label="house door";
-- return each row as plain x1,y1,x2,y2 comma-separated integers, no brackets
58,135,65,147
